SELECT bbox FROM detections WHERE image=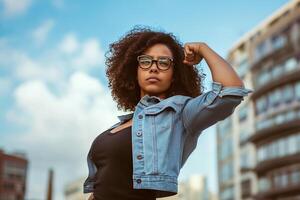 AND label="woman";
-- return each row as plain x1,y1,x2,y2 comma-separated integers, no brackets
83,26,253,200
